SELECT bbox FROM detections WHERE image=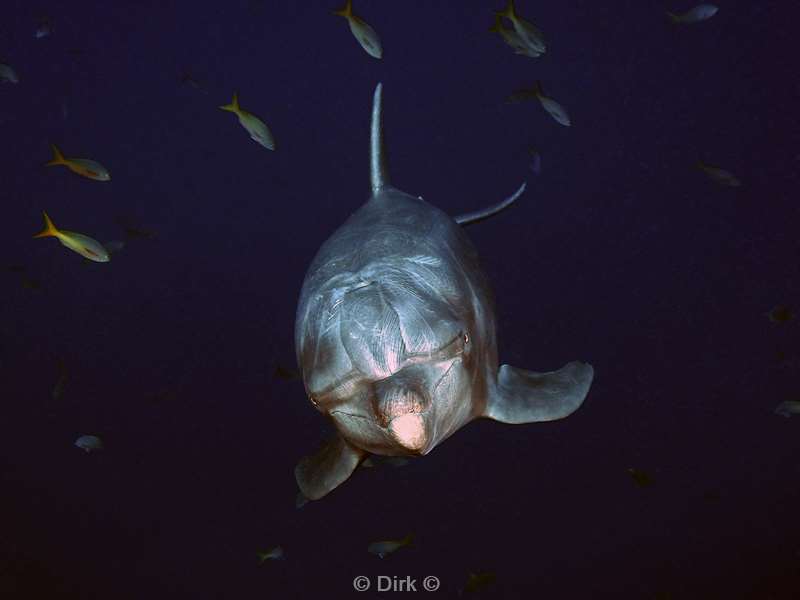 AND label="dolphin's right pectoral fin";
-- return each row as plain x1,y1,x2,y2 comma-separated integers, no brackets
484,361,594,424
295,434,366,501
453,181,527,226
